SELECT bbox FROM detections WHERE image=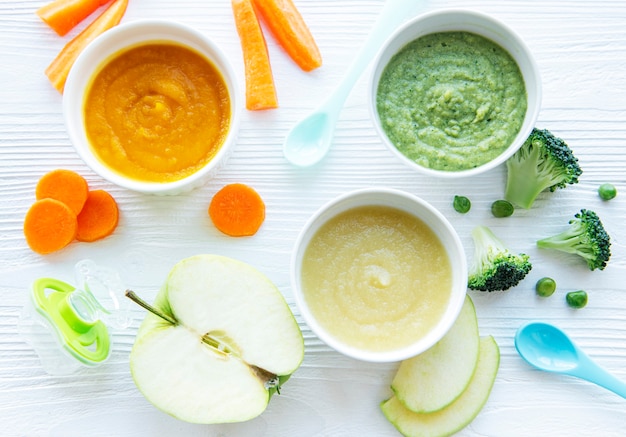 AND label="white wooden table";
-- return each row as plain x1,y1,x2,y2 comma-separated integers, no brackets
2,0,626,435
